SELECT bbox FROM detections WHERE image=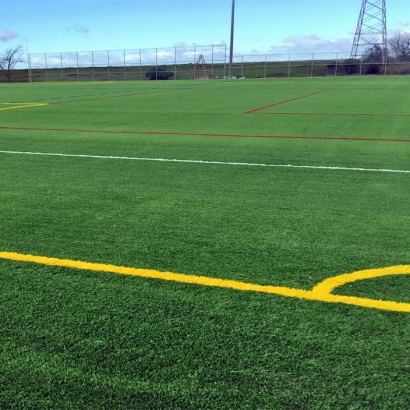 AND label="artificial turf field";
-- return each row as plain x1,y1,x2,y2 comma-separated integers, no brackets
1,77,410,409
